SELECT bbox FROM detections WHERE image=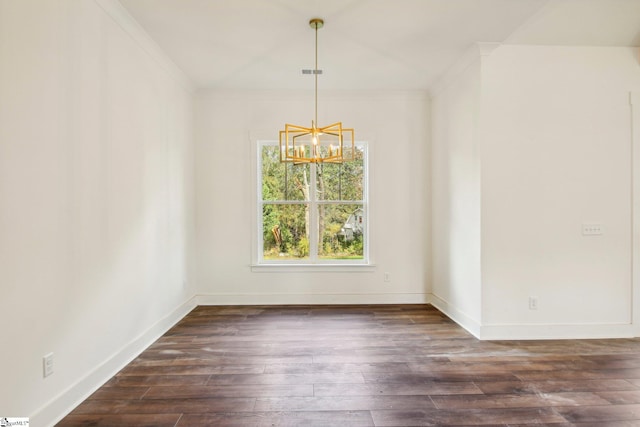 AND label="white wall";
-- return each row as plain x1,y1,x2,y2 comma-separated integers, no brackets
432,44,640,339
481,45,640,338
0,0,196,423
430,50,485,334
633,91,640,337
195,90,430,303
